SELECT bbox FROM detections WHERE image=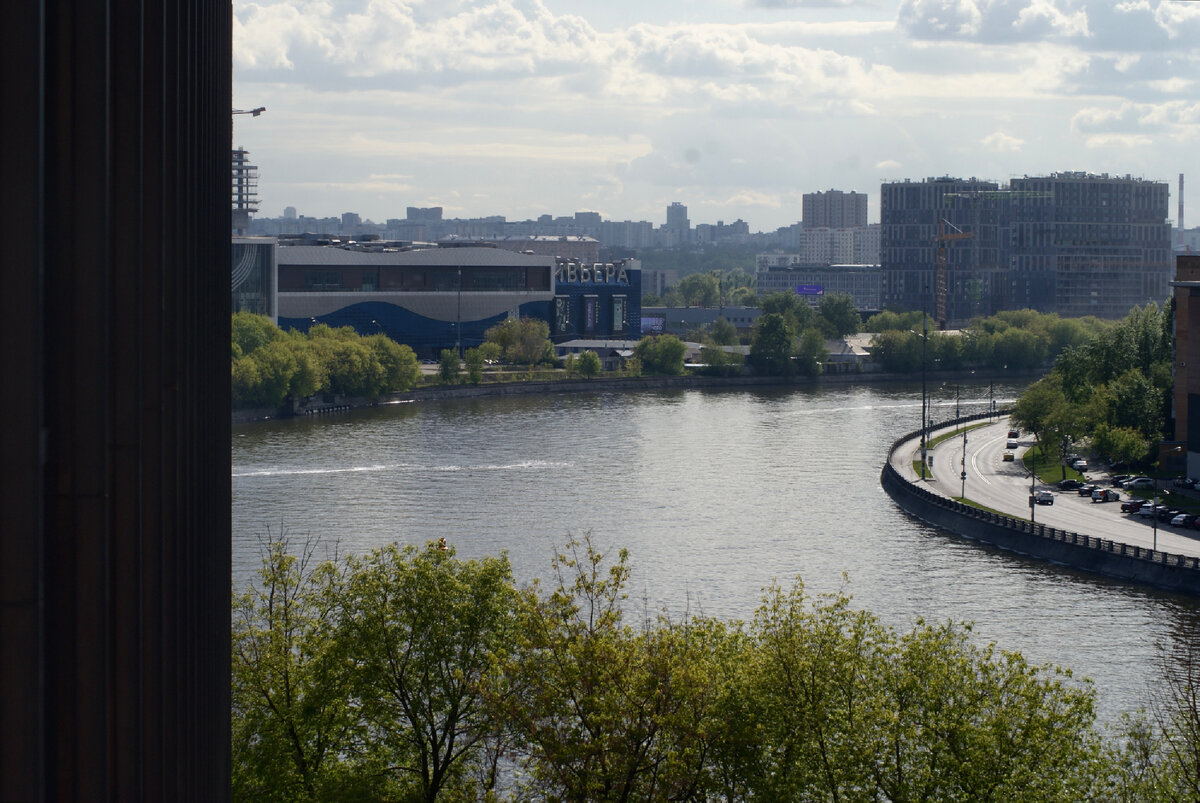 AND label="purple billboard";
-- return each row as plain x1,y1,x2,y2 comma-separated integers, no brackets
796,284,825,296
